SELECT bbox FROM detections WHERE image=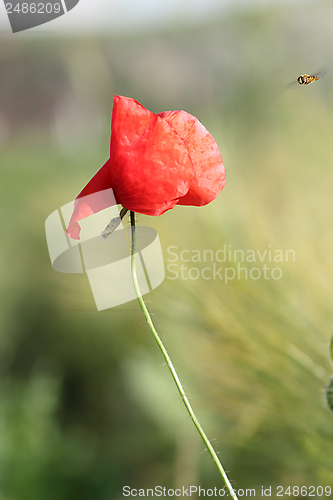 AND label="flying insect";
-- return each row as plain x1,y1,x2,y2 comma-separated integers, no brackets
287,71,326,87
